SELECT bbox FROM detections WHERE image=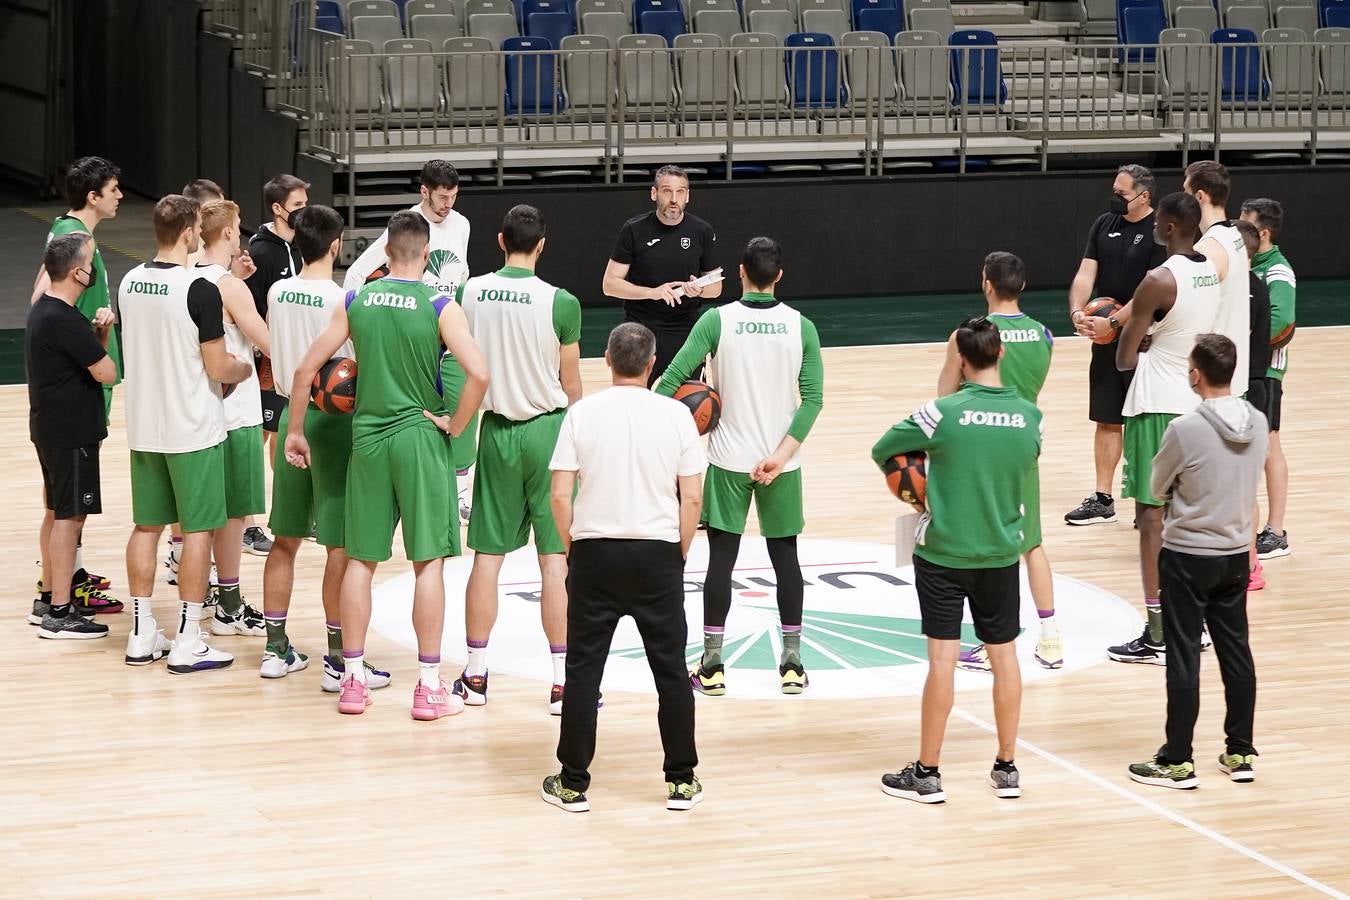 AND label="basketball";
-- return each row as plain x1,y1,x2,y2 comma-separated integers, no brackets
881,450,927,511
1083,297,1123,345
673,380,722,435
311,356,357,415
1271,321,1296,349
257,353,275,391
365,263,390,283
